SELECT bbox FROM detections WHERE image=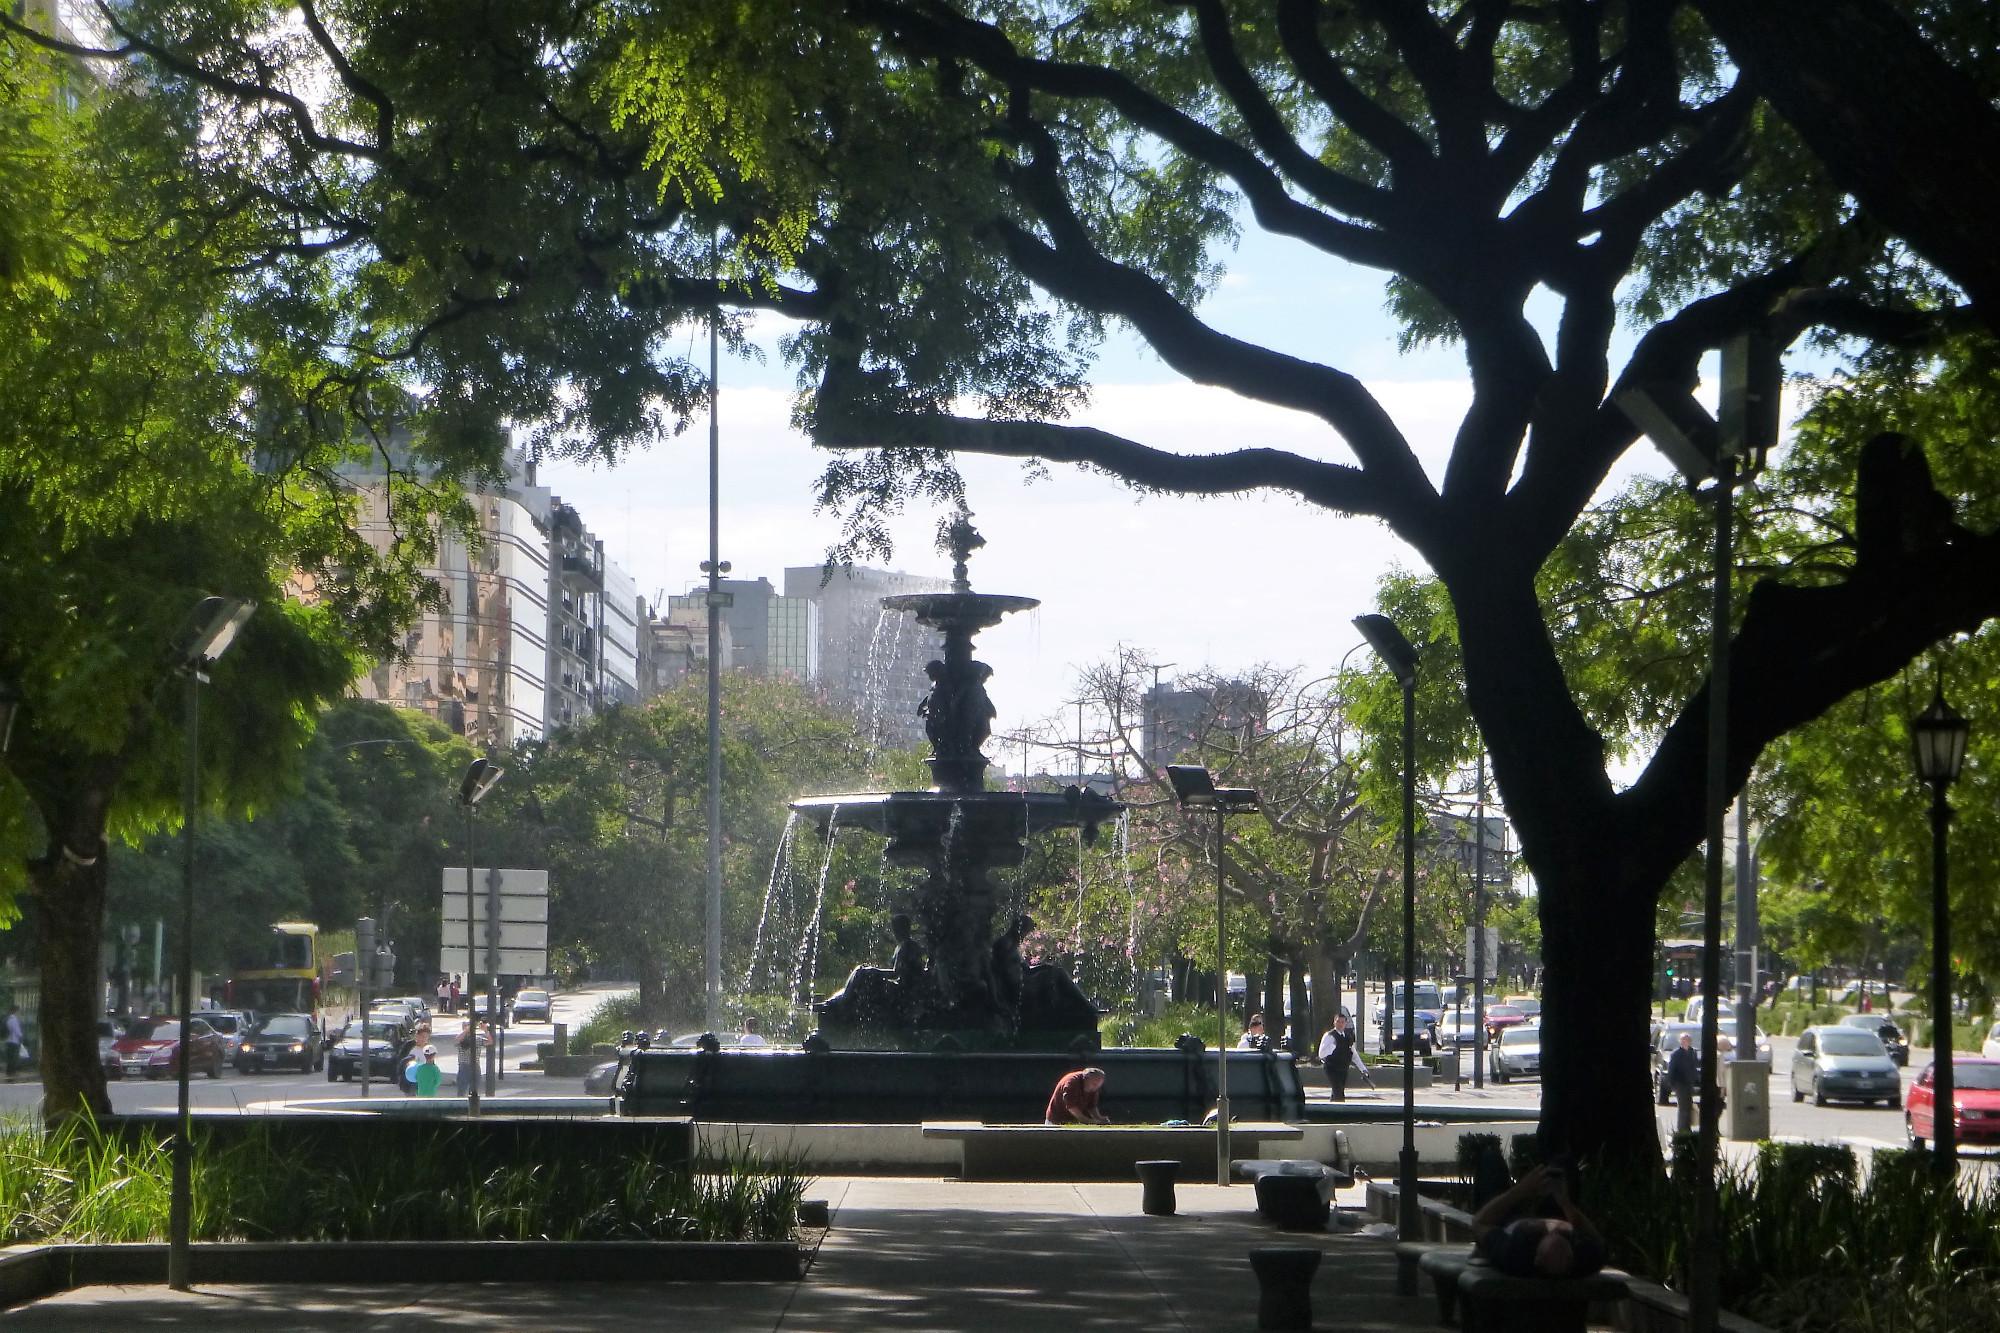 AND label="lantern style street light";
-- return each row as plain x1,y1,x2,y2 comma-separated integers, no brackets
1166,763,1258,1187
1351,612,1421,1244
1911,681,1969,1172
167,595,256,1293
